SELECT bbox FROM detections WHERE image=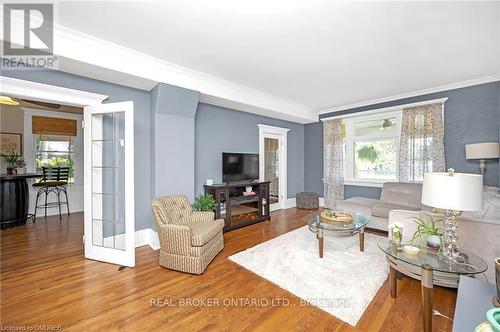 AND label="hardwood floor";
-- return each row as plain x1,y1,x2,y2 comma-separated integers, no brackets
0,208,456,331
